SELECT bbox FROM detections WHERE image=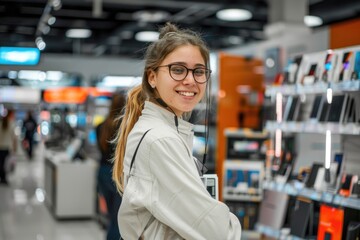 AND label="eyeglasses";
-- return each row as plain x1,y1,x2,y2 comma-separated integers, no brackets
156,64,211,84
